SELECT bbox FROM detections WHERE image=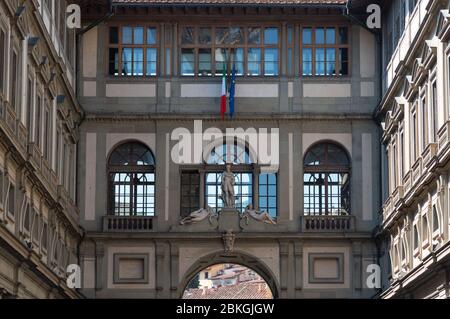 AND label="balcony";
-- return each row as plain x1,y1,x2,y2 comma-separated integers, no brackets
103,216,154,232
301,215,354,232
392,185,404,207
411,158,422,186
438,120,450,153
403,171,412,194
422,143,438,168
383,196,393,222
